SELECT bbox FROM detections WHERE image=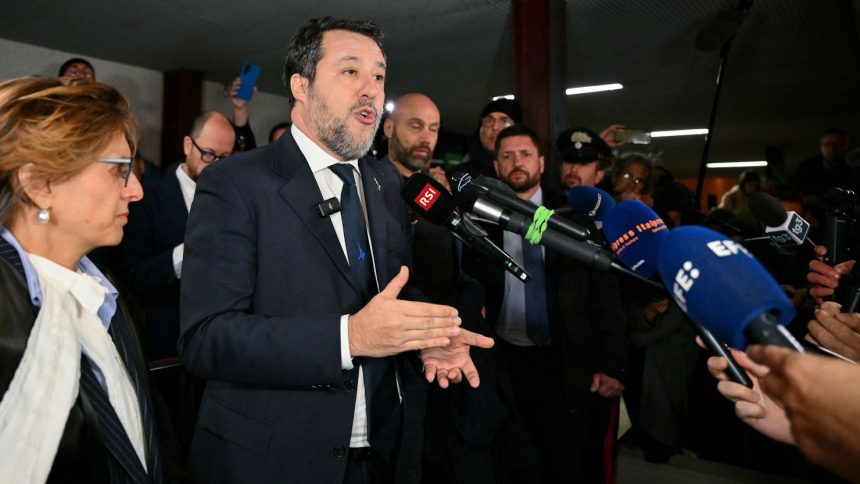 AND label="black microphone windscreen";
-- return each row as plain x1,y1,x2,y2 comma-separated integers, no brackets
748,191,787,227
400,173,458,226
474,175,516,194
